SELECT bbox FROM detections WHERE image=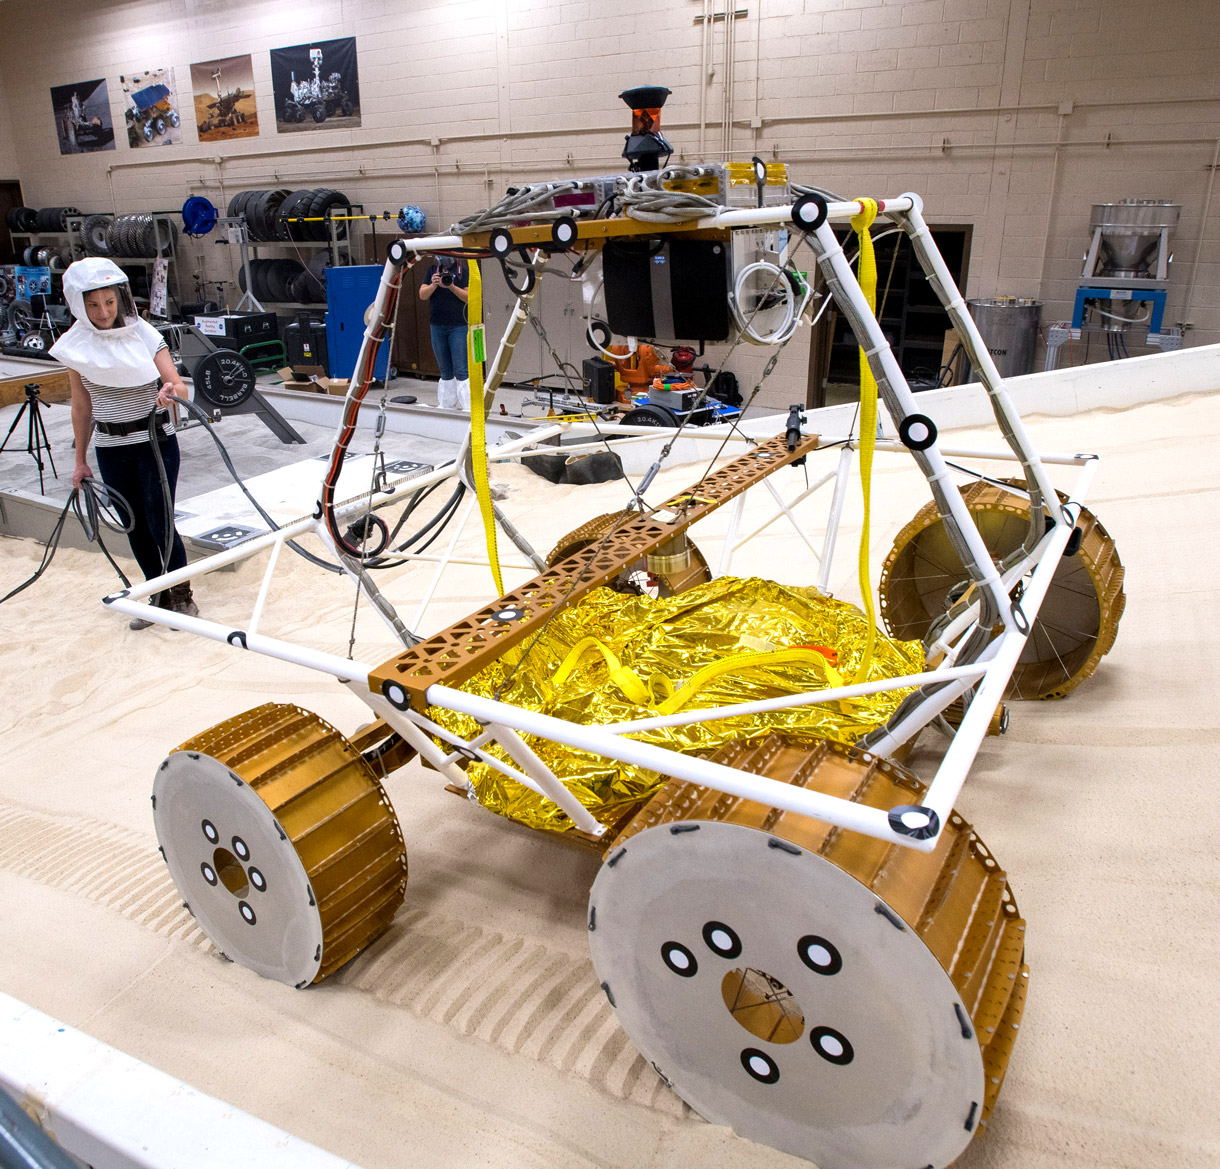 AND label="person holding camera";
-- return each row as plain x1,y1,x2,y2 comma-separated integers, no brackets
418,256,470,410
